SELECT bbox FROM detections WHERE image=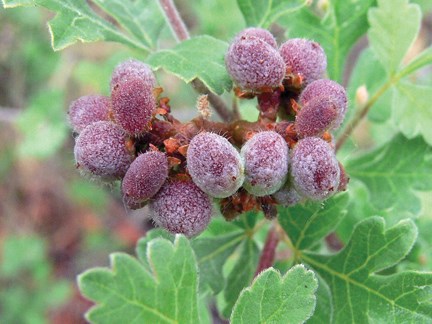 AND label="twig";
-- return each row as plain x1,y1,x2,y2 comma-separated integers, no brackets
254,224,279,277
157,0,234,122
